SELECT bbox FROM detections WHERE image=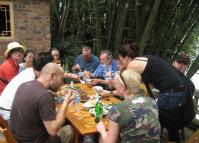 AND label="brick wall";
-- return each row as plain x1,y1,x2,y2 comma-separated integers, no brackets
0,0,50,62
